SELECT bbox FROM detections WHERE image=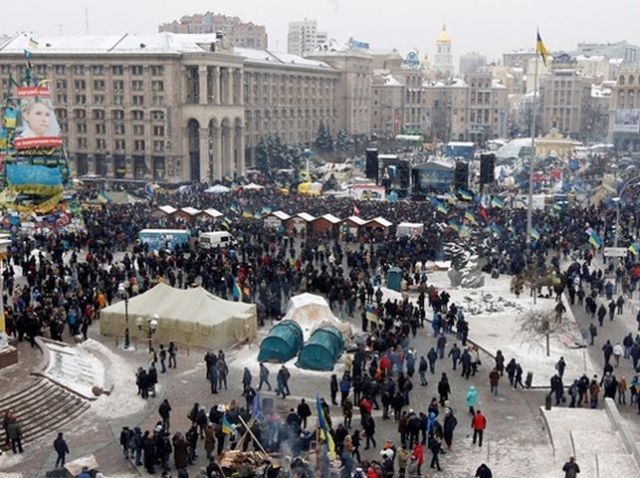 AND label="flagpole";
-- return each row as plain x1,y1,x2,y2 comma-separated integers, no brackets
526,43,540,245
